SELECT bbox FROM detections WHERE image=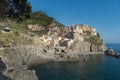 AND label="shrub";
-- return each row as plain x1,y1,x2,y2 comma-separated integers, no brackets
13,31,20,36
4,48,11,53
